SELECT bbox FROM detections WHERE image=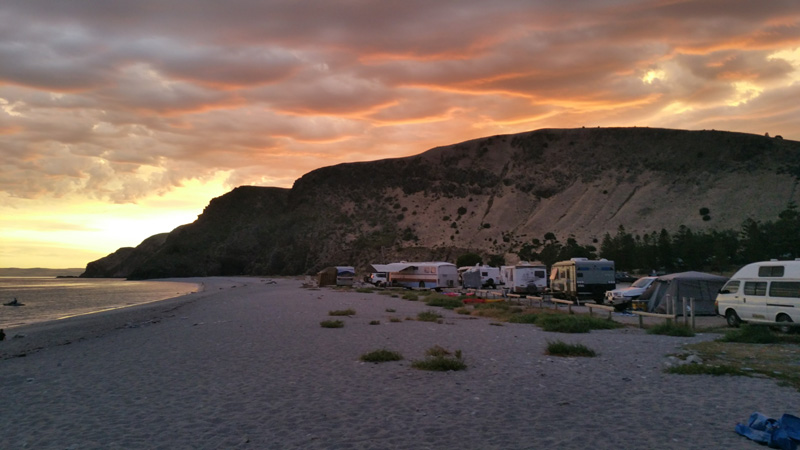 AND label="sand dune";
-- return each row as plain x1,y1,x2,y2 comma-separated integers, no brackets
1,277,796,449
